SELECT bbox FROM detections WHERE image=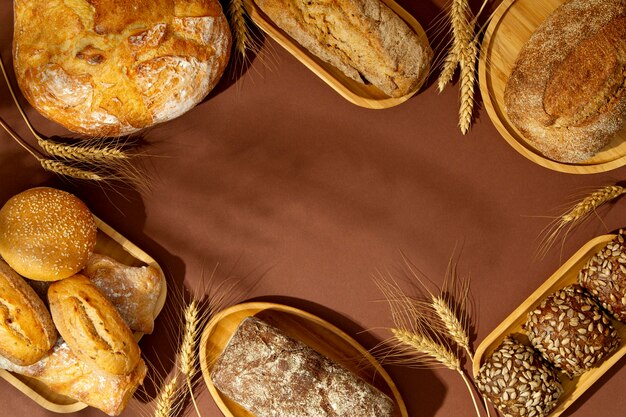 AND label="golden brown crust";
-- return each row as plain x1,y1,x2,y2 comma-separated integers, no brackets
13,0,231,136
0,260,56,366
0,188,97,282
48,275,141,376
254,0,432,98
504,0,626,163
